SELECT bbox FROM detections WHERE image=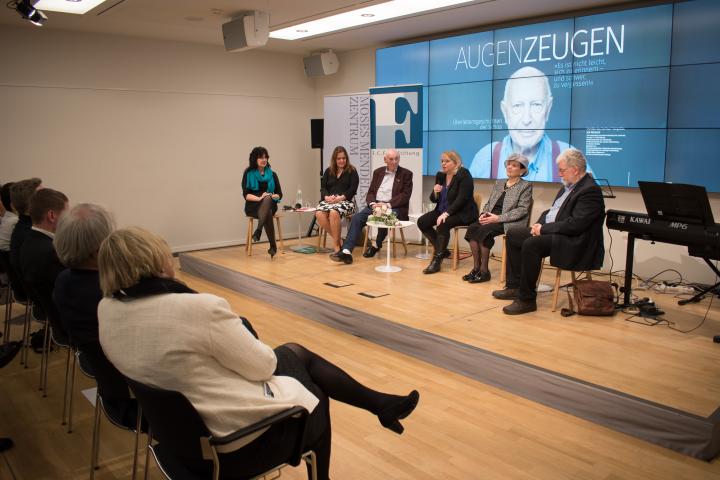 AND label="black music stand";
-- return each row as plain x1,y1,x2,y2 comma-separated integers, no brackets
638,181,720,306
